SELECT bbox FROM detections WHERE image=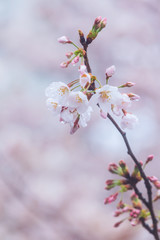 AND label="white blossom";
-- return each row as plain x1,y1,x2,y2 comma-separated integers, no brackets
95,85,123,113
112,93,131,116
121,113,138,129
46,98,61,115
68,91,89,113
45,82,70,105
